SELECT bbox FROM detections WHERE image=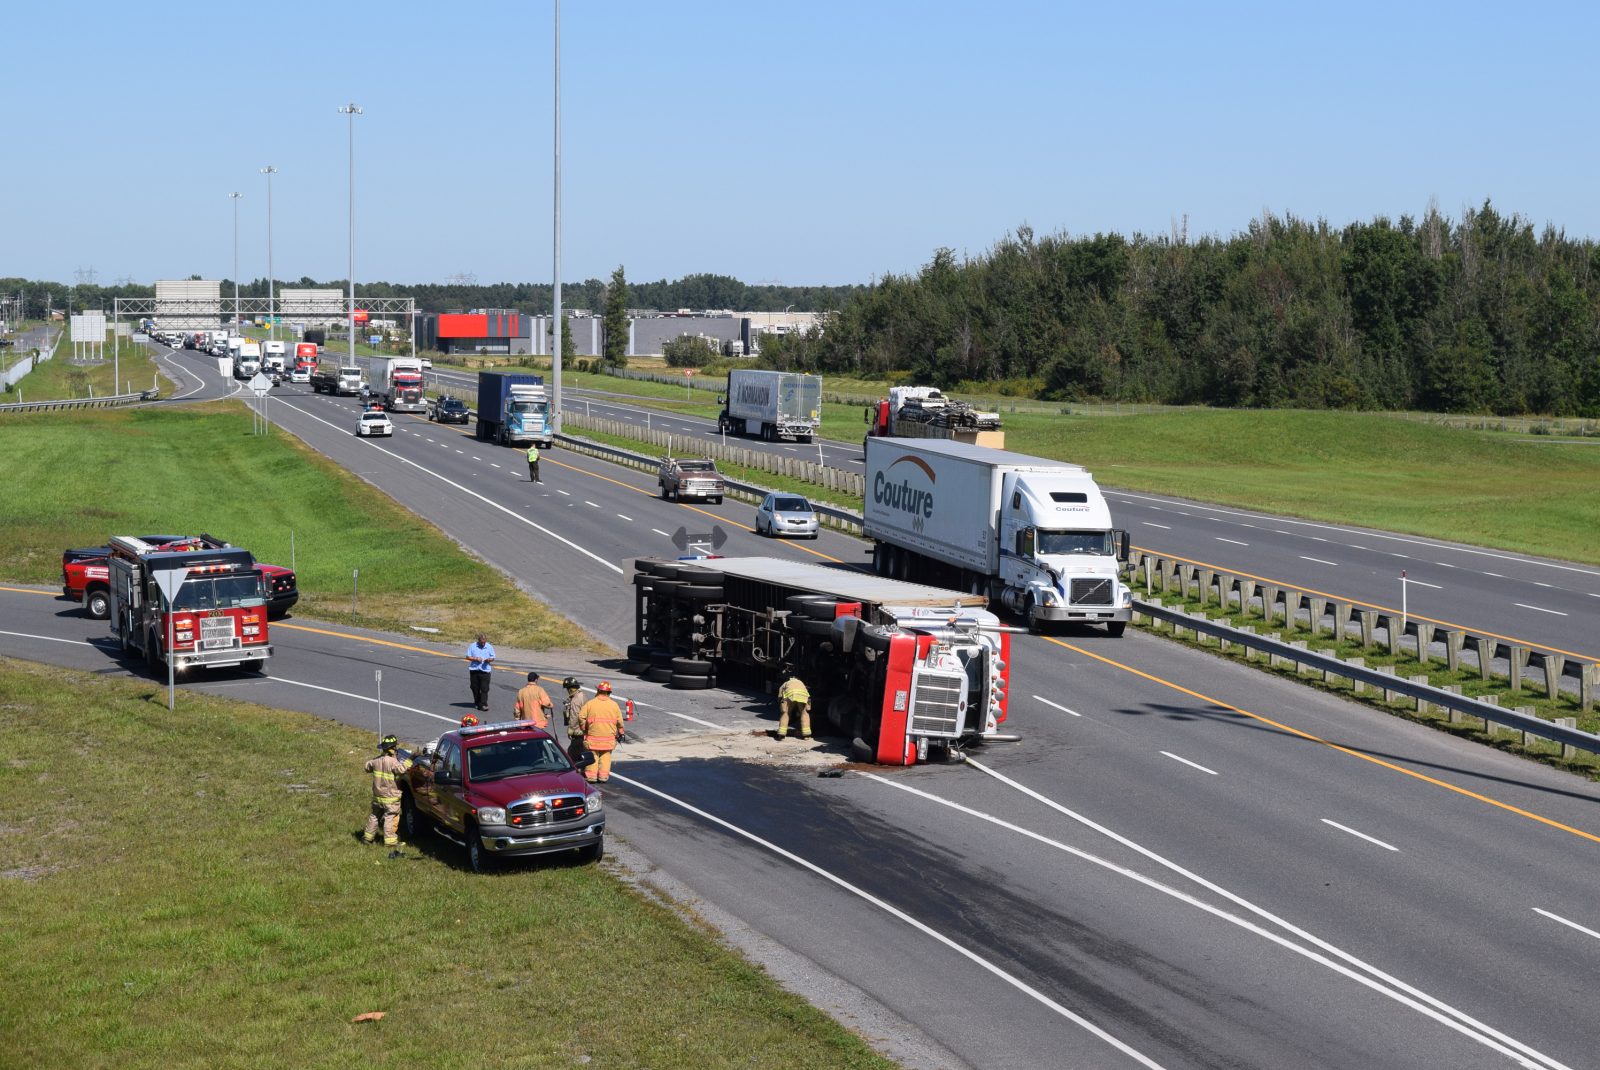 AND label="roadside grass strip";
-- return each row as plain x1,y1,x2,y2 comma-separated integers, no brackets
0,658,896,1070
